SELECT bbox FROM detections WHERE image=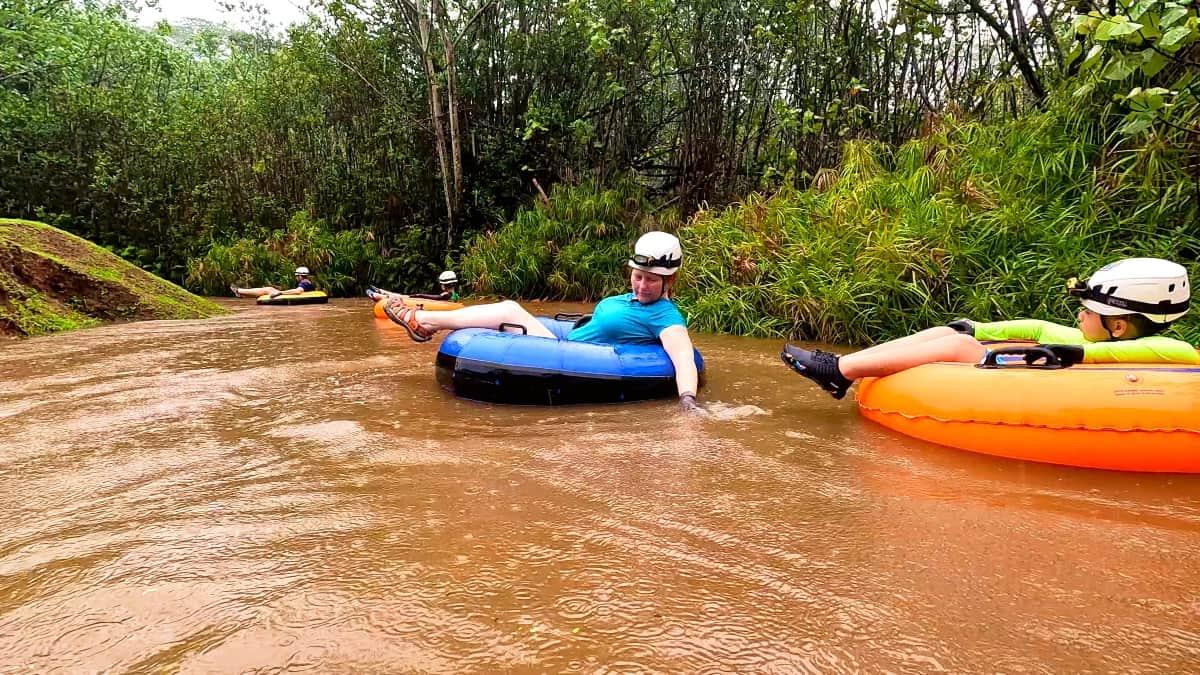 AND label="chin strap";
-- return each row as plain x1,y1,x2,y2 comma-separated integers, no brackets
1098,315,1115,340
